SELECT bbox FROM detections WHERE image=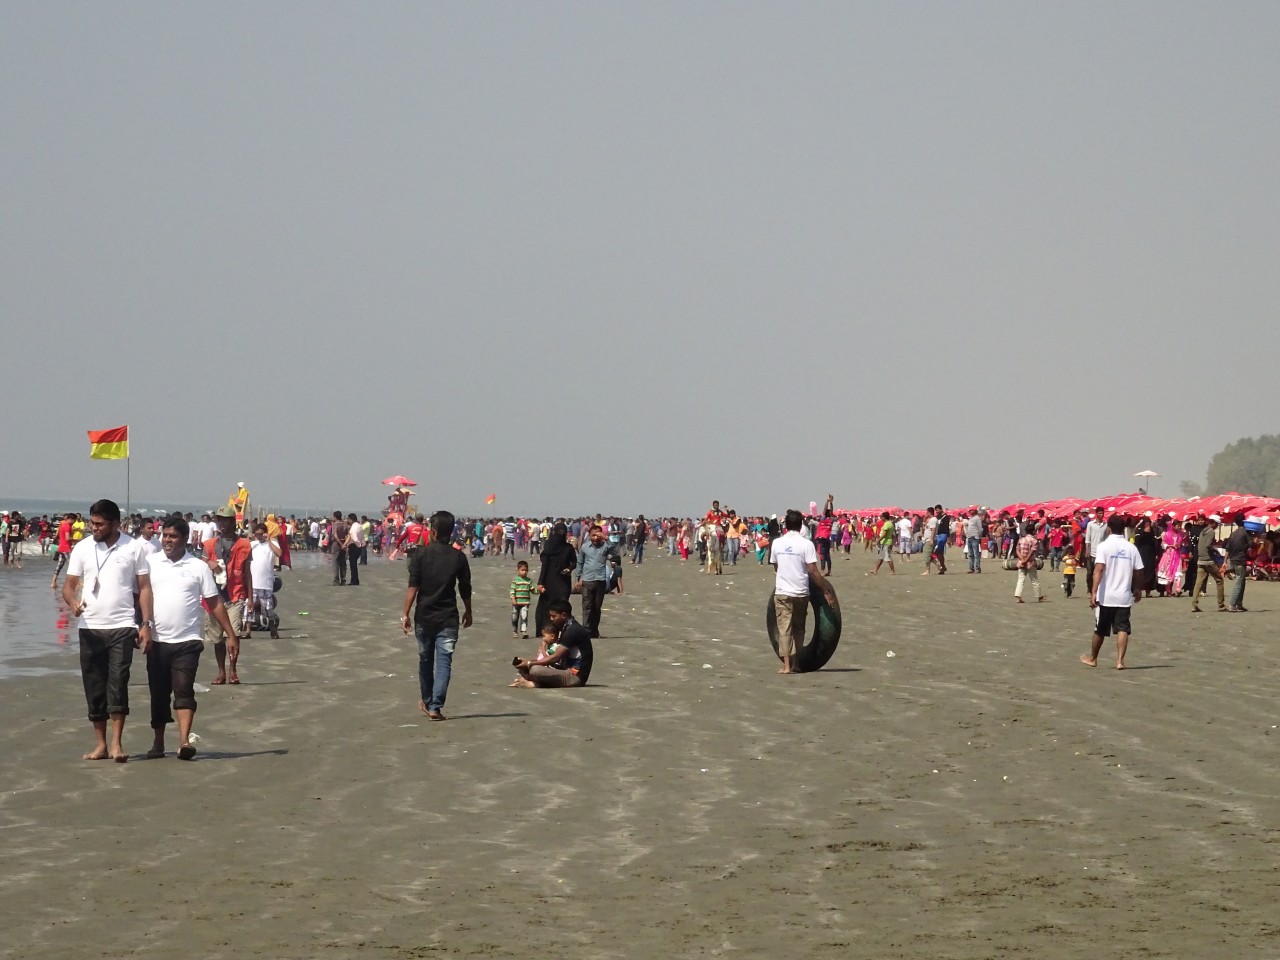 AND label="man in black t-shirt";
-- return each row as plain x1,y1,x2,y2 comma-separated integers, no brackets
512,599,593,688
926,505,950,575
401,511,472,721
